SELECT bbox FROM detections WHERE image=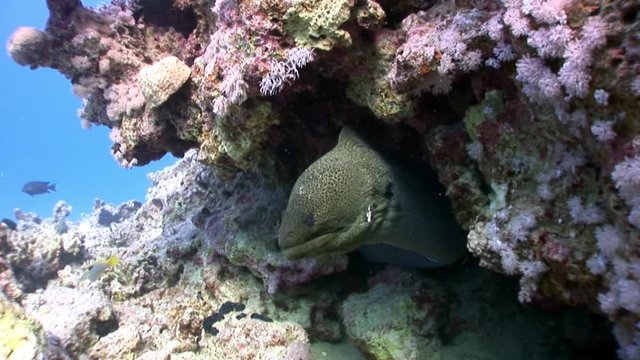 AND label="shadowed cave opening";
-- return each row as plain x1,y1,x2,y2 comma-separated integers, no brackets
131,0,198,38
